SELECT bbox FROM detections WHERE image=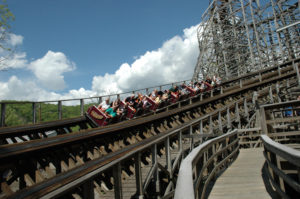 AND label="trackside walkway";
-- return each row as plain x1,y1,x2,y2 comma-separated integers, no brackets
209,148,271,199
